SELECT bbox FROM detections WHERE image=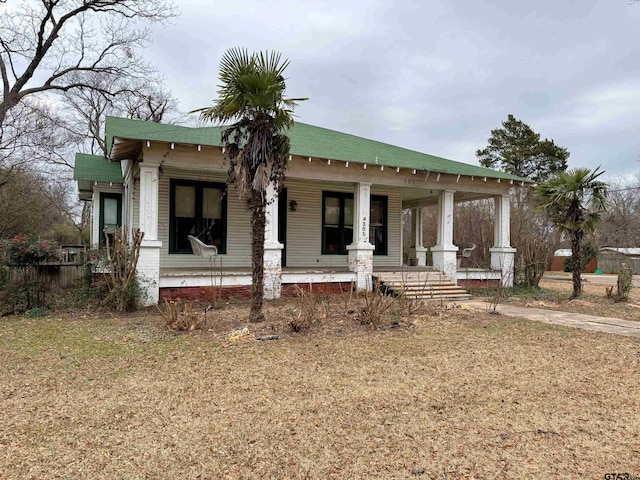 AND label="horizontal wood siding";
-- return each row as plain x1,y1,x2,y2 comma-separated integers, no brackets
158,170,252,269
284,180,401,268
